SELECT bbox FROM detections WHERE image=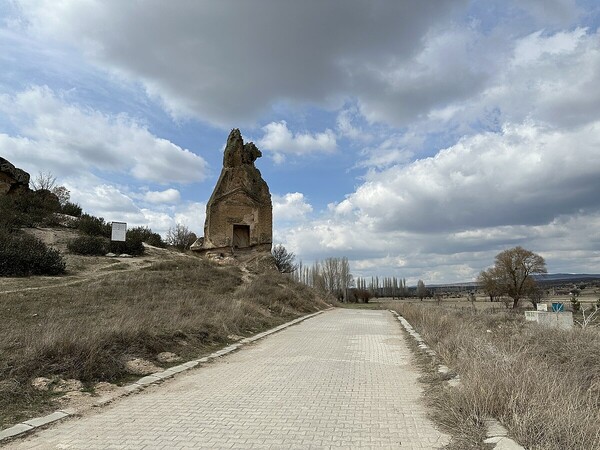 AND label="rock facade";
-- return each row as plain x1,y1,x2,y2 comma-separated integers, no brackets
192,129,272,254
0,157,30,195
